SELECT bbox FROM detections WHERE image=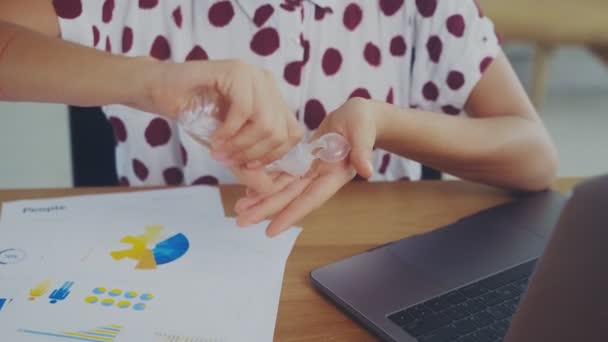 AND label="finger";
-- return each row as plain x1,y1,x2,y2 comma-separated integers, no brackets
237,177,314,227
349,144,374,179
210,103,248,148
286,115,304,147
256,143,292,167
234,173,298,213
231,135,283,166
231,166,276,195
266,170,353,237
245,186,259,197
348,129,375,178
